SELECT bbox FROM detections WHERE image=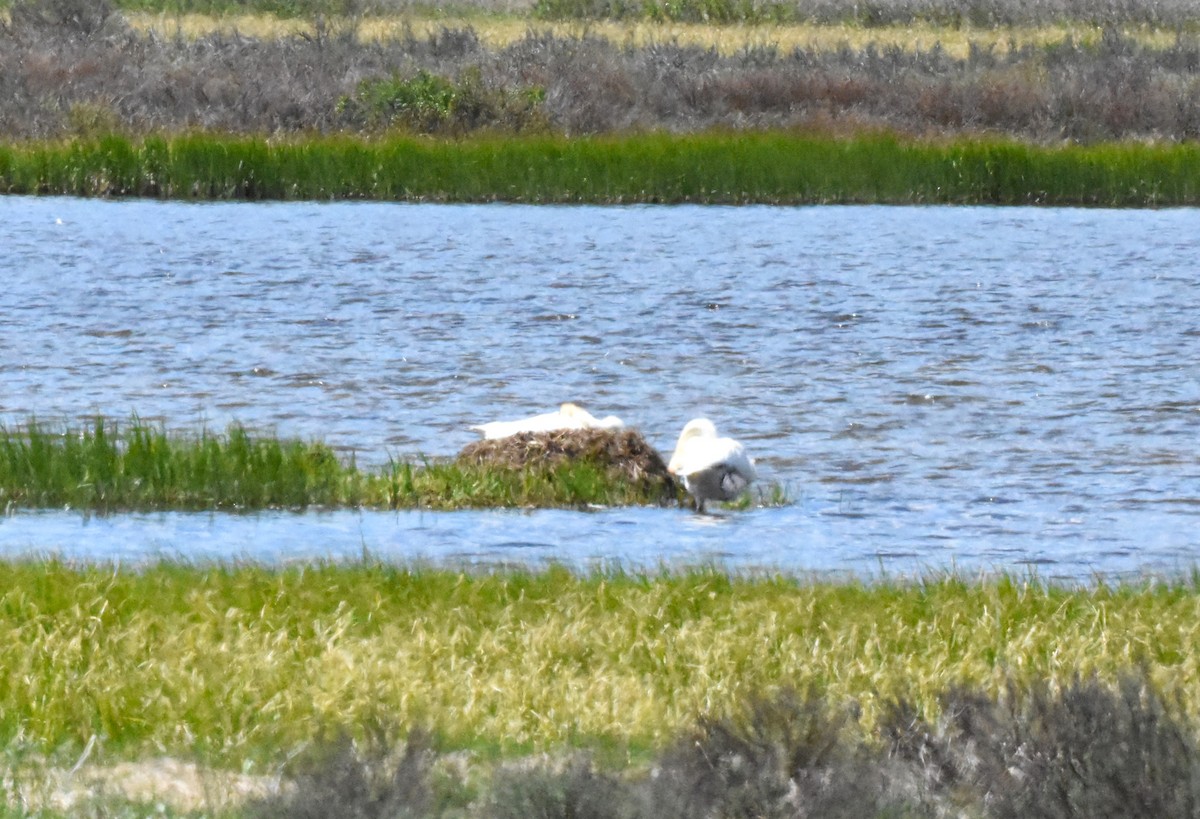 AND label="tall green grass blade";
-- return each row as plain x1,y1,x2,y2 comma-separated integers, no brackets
2,132,1197,205
0,419,678,511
